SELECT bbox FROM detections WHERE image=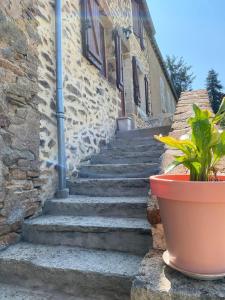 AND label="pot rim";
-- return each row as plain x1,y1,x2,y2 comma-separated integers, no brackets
150,174,225,184
150,174,225,203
